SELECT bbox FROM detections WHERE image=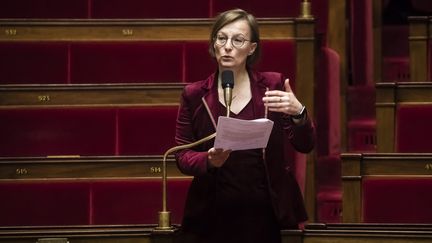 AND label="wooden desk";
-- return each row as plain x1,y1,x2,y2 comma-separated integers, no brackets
2,223,432,243
0,155,181,180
